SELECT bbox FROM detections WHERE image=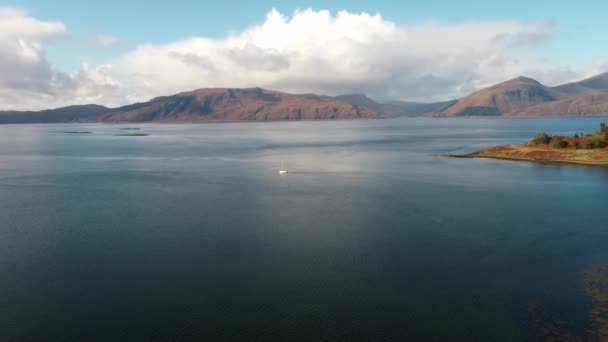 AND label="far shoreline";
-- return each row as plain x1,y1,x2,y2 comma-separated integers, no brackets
2,114,608,126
